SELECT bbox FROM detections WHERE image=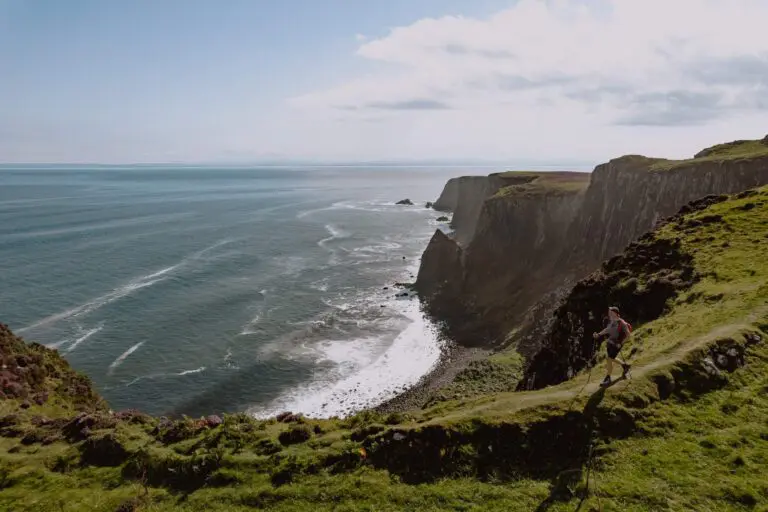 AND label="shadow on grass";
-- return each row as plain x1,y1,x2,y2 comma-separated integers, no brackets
534,377,626,512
